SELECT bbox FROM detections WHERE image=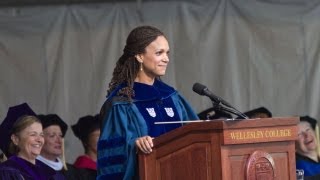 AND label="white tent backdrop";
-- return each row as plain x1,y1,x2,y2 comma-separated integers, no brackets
1,0,320,162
